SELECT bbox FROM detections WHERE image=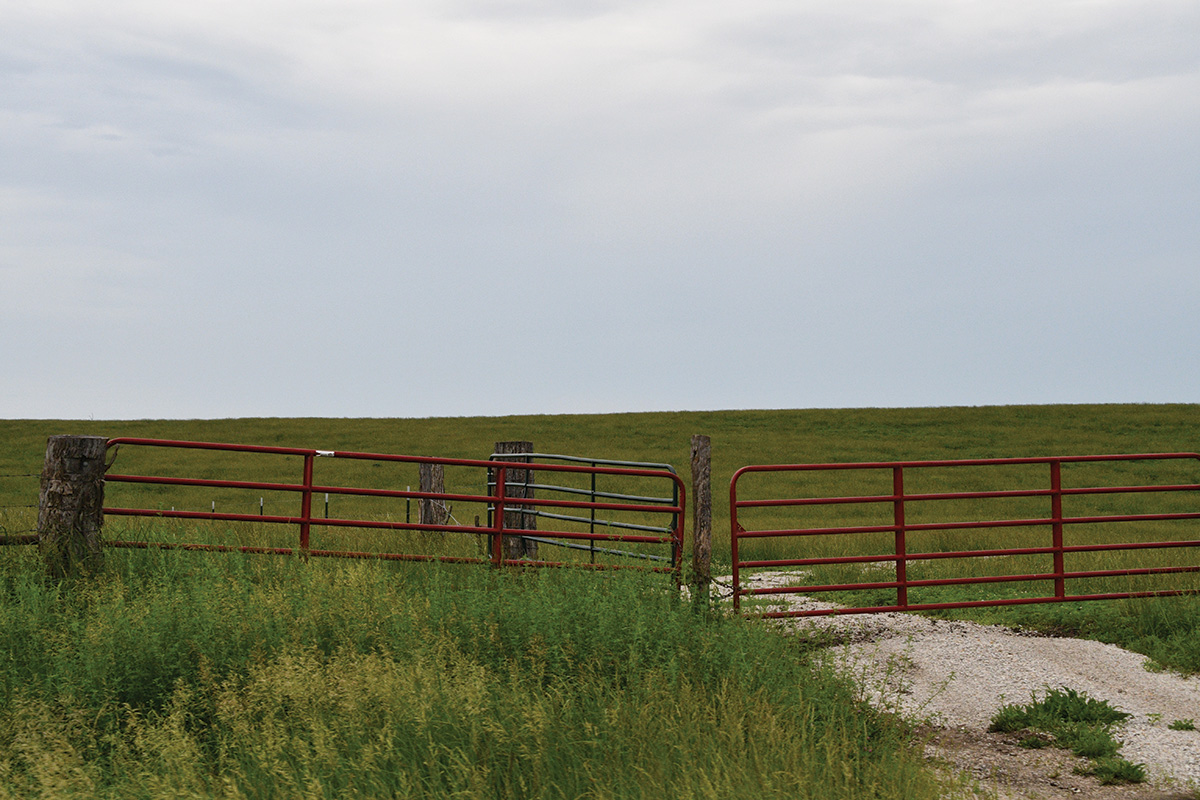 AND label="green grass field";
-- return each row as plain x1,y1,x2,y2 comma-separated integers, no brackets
0,548,964,799
4,402,1198,553
2,405,1198,797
